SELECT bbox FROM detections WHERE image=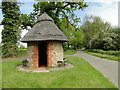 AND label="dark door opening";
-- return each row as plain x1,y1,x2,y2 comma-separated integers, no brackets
38,42,47,67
